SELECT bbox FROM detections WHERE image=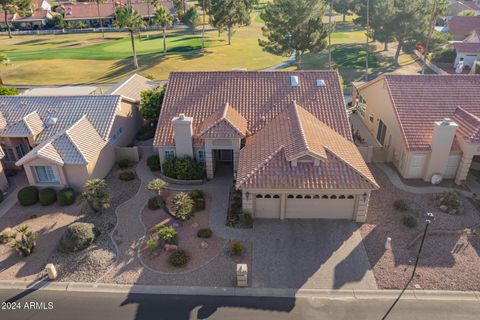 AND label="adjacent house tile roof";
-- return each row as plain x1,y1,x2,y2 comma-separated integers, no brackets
381,74,480,151
236,102,378,190
106,73,157,103
62,3,115,20
458,0,480,11
14,10,51,22
452,106,480,143
453,41,480,53
0,13,16,24
0,111,45,137
154,71,351,147
448,16,480,38
197,103,248,139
